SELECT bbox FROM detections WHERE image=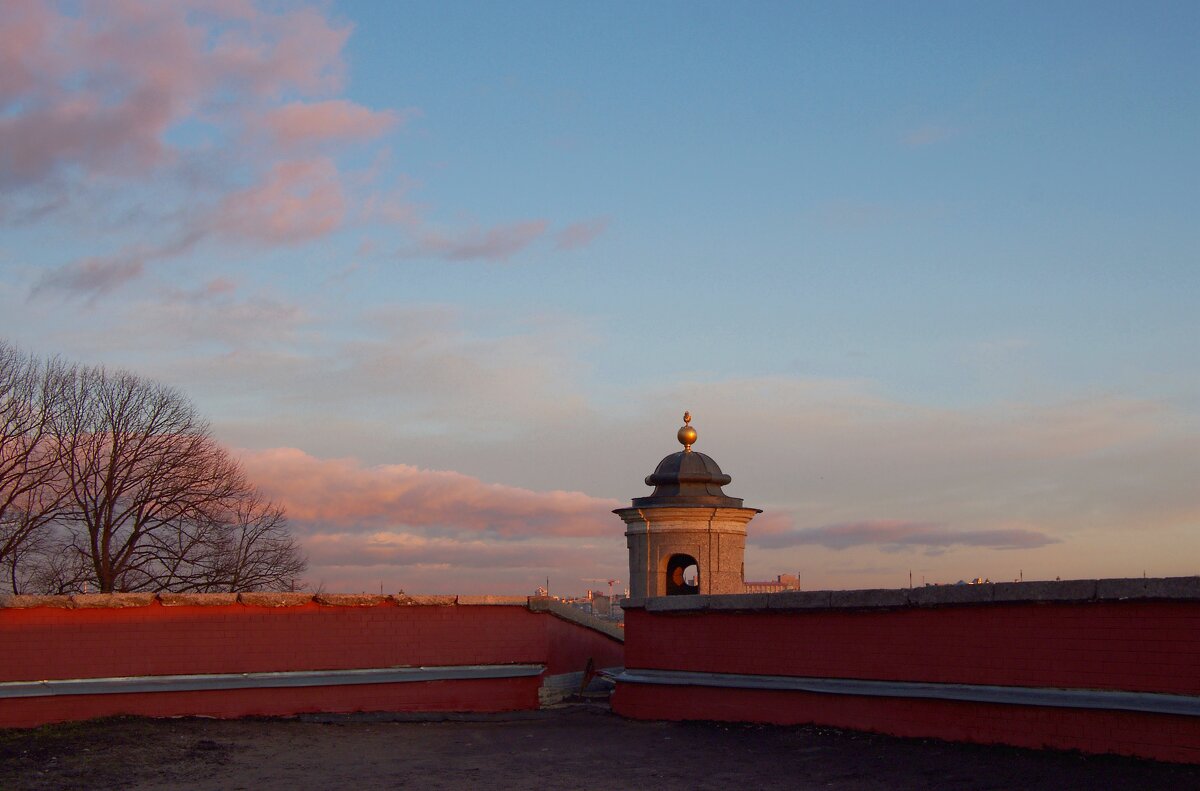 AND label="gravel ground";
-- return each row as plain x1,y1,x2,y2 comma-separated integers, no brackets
1,704,1197,790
